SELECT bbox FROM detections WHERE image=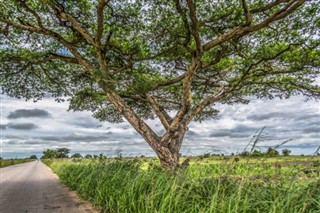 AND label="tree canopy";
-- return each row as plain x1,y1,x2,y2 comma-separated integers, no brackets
41,148,70,159
1,0,319,168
